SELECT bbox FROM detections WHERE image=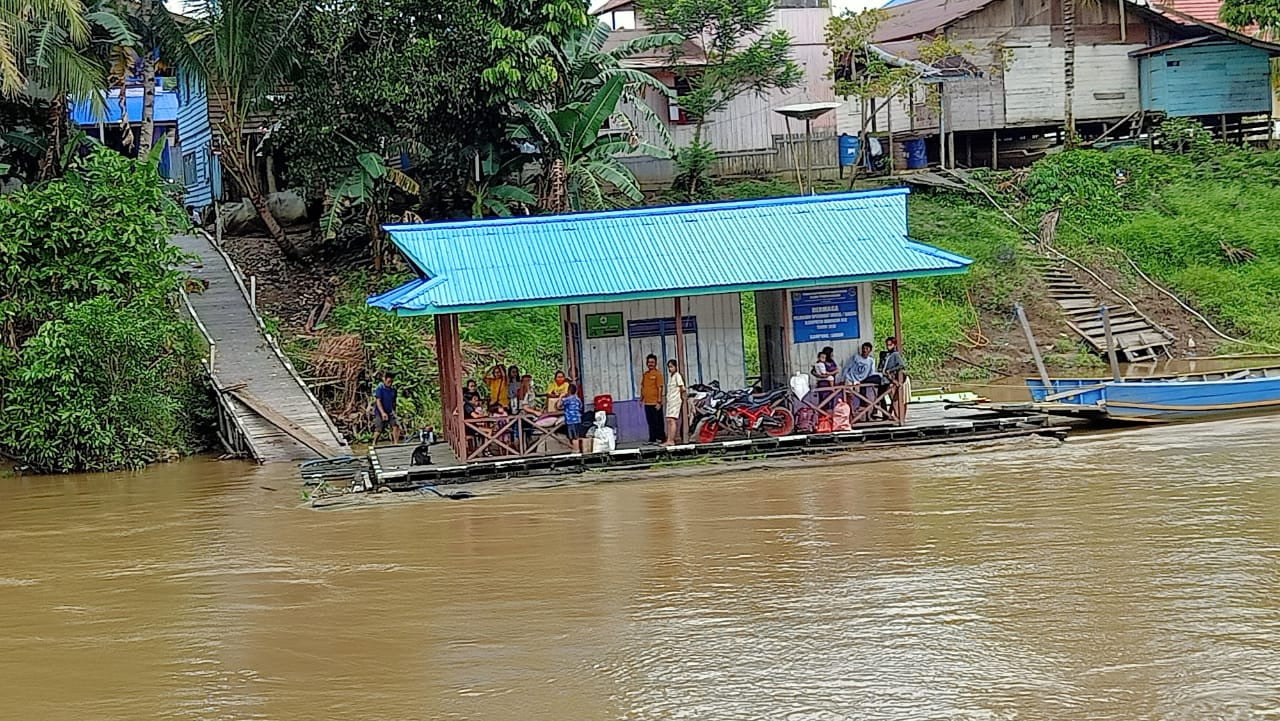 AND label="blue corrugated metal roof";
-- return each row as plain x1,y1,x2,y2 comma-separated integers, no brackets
369,188,971,315
71,87,180,125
